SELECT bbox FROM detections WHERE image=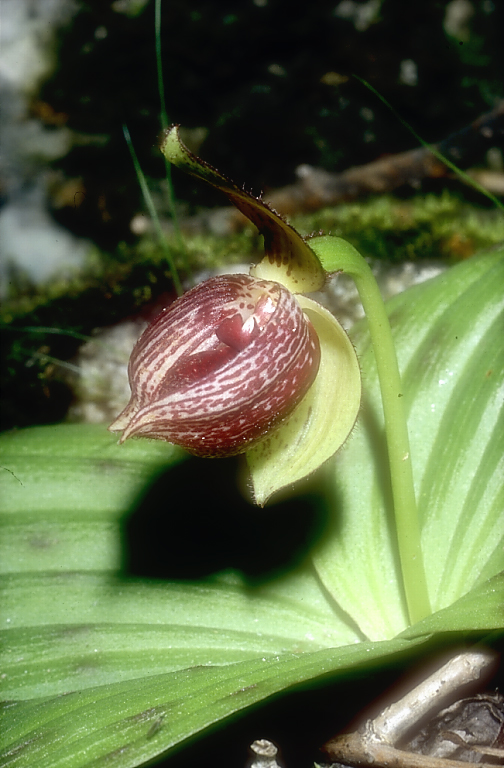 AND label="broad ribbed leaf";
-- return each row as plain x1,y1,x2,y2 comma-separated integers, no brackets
312,249,504,639
1,636,431,768
1,250,502,767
